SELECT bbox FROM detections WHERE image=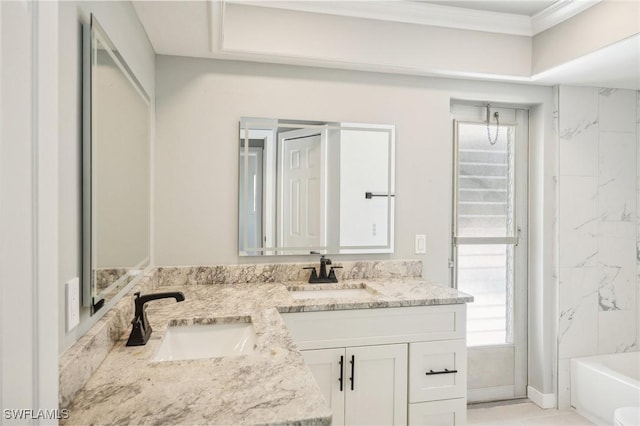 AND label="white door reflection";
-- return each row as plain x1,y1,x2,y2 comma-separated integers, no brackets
278,128,327,249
